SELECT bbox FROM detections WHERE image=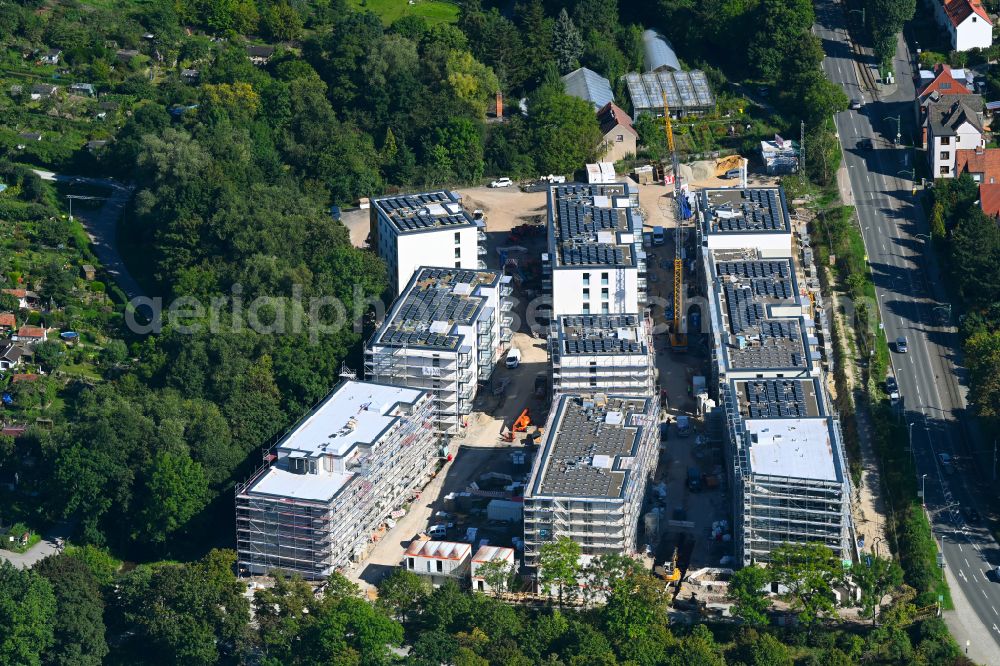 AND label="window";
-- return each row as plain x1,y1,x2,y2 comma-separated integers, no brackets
941,136,951,145
940,165,950,175
616,134,624,142
601,272,609,285
455,260,462,268
582,303,590,314
408,557,415,570
454,247,461,258
583,273,590,286
436,560,443,572
601,288,609,299
973,173,983,182
940,82,952,90
601,303,610,314
454,231,461,244
939,151,950,160
582,288,590,299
